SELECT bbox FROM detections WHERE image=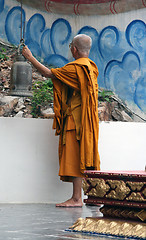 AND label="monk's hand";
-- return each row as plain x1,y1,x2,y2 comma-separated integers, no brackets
22,46,32,61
